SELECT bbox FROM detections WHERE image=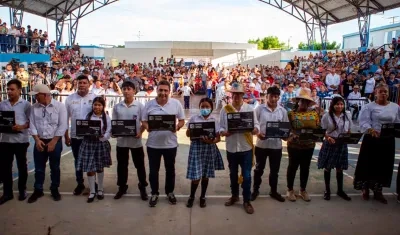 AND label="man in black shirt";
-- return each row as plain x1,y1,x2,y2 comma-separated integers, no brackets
27,25,33,53
340,73,355,98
